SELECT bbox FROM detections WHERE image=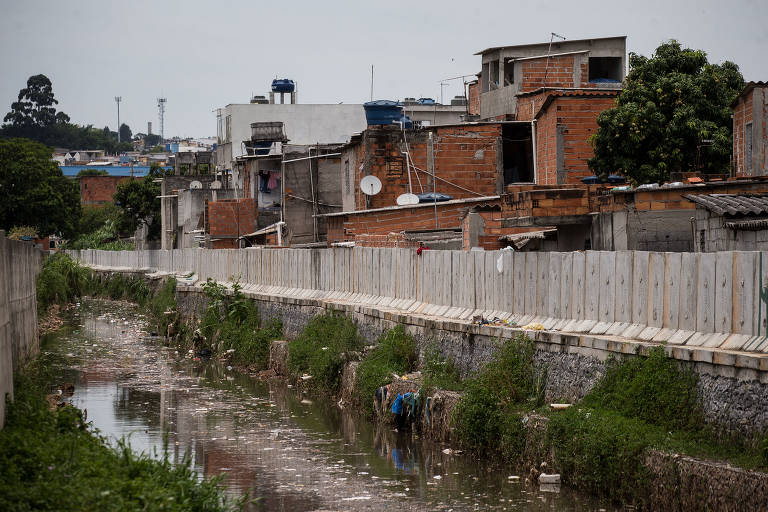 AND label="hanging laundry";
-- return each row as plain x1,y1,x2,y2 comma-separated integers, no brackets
258,171,269,192
267,171,279,191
